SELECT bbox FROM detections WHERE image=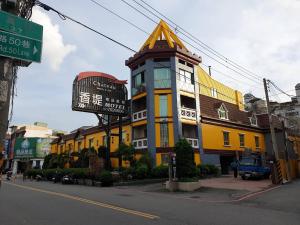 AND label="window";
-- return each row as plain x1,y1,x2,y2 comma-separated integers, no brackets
68,143,73,152
218,104,229,120
122,131,126,143
223,131,230,146
102,136,107,147
133,71,145,88
239,134,245,147
255,136,260,148
161,153,169,165
250,115,257,126
160,123,169,147
159,95,168,117
78,141,82,152
211,88,218,98
179,69,194,84
154,68,171,88
88,138,94,148
132,72,145,95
